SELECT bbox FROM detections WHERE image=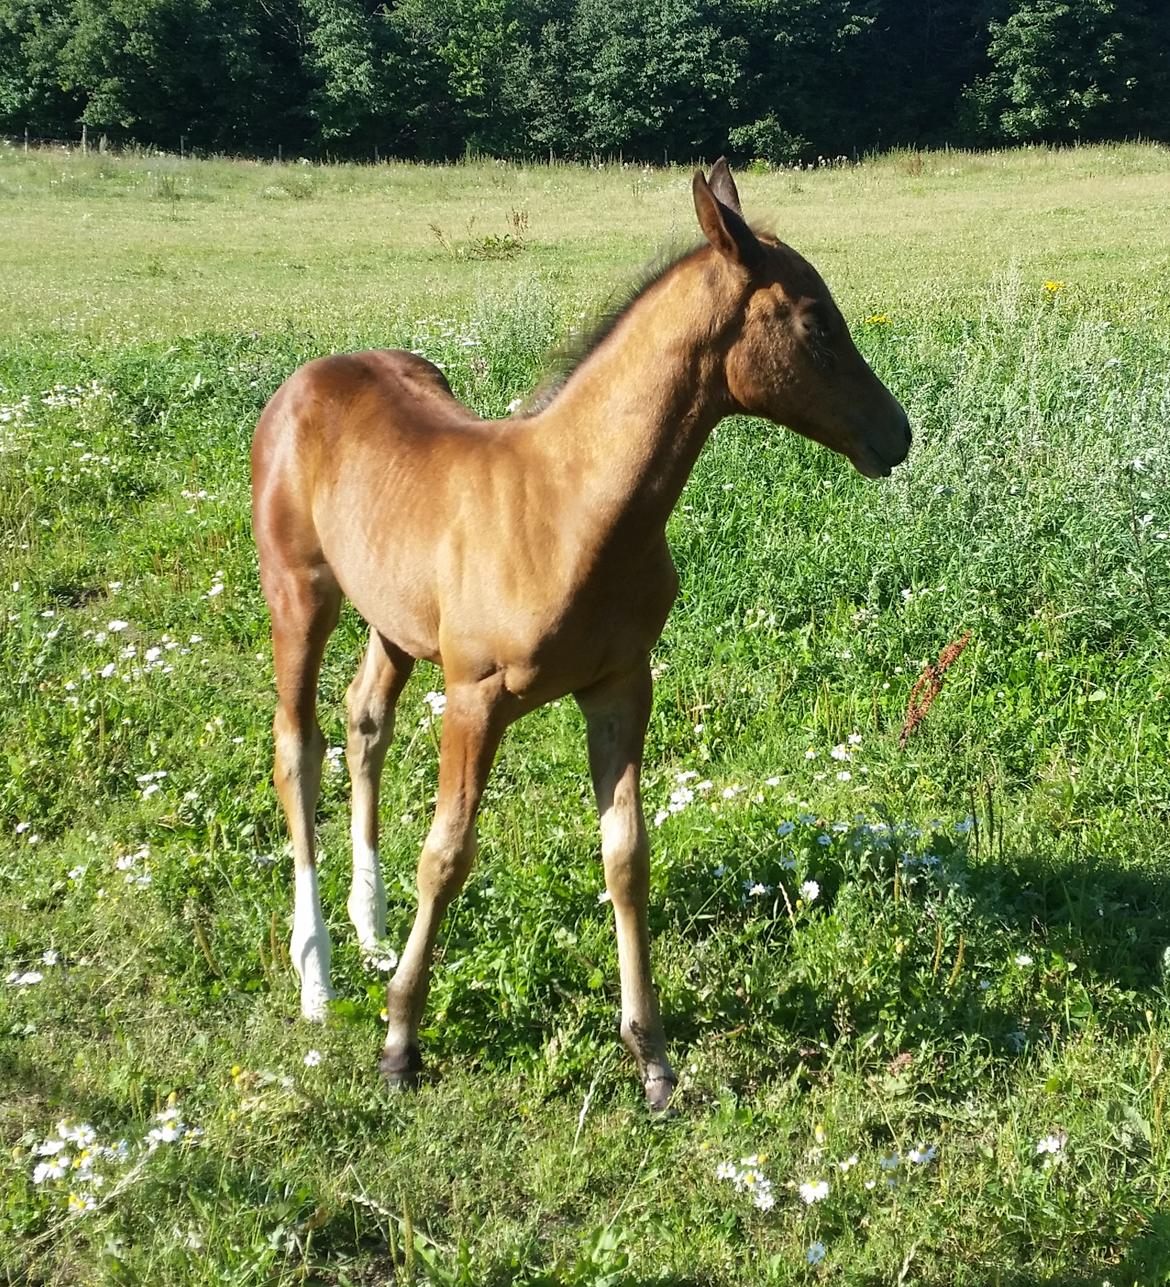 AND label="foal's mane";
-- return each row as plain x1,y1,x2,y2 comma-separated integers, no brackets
520,244,702,414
